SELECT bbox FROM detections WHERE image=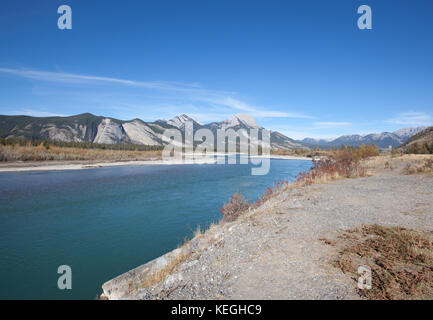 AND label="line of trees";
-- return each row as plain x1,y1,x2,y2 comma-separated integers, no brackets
0,138,164,152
